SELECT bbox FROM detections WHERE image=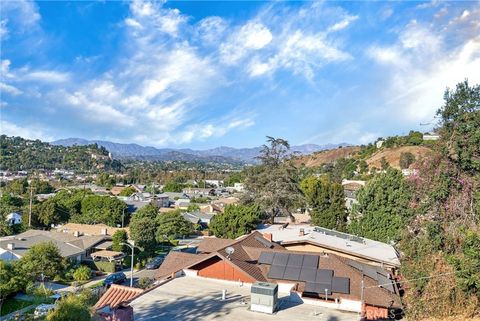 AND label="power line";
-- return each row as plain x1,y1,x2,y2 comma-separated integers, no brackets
364,271,462,290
